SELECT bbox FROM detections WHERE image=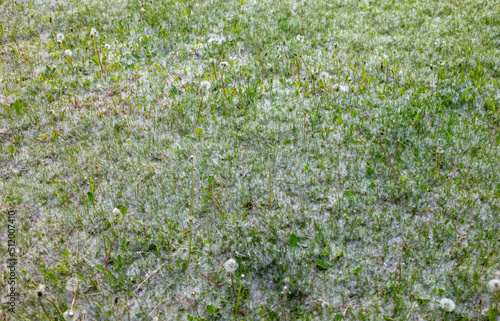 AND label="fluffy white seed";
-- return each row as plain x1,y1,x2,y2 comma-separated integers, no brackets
63,309,79,321
439,298,456,312
65,277,79,293
223,258,238,273
200,80,211,91
488,279,500,293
